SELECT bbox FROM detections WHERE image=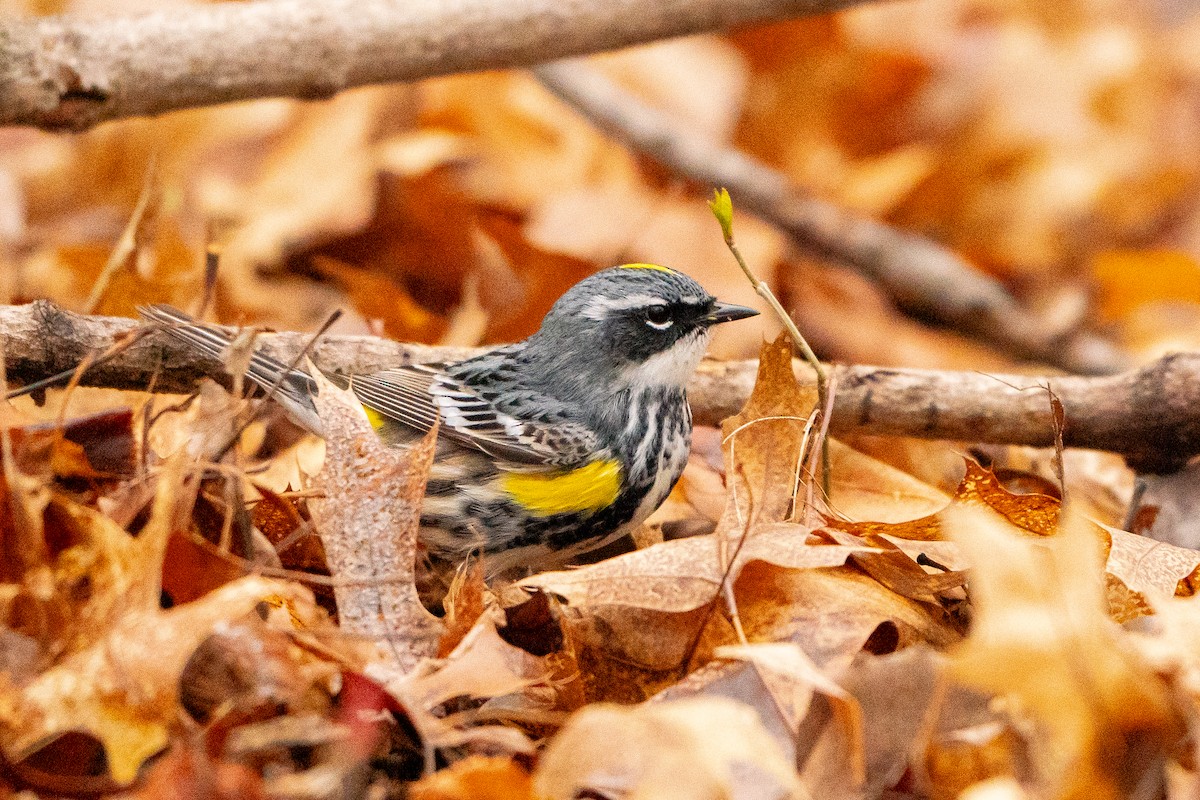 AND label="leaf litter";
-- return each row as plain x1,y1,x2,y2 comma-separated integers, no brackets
10,0,1200,796
4,307,1200,798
